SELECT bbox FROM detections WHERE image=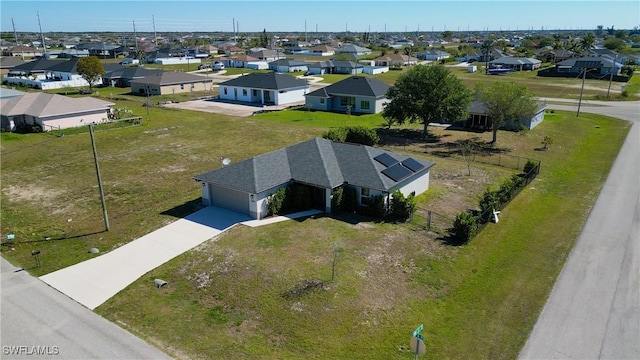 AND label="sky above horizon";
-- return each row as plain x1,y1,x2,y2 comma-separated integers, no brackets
1,1,639,34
